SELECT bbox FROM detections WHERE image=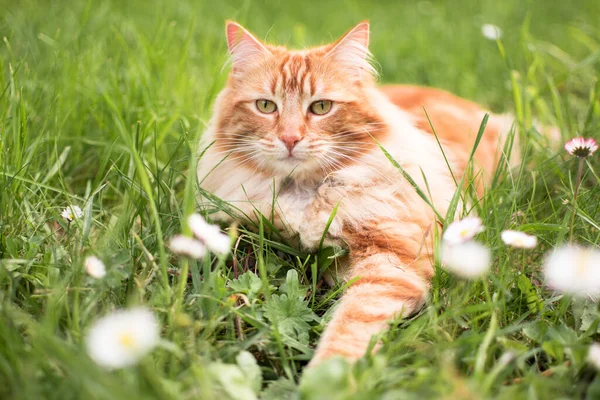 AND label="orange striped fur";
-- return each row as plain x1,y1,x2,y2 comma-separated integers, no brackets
197,21,513,365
